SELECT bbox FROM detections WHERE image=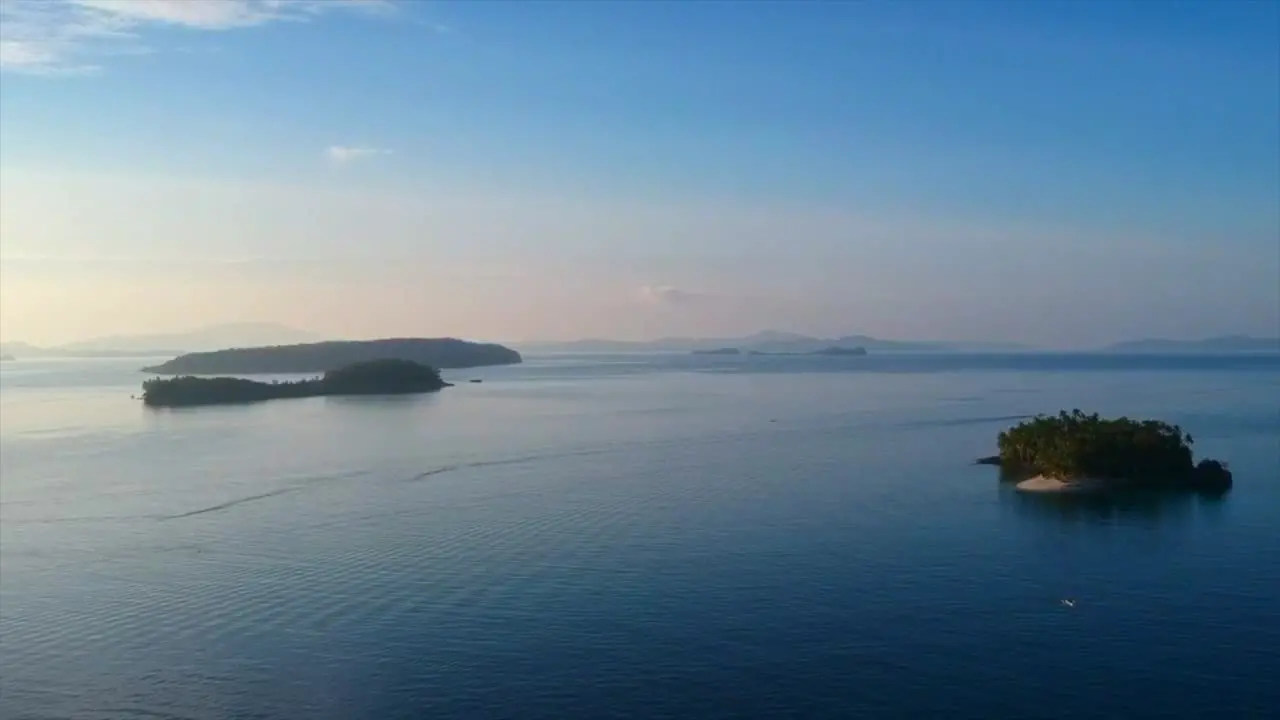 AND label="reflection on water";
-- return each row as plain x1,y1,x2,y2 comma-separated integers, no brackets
986,462,1232,527
1000,482,1230,526
321,393,443,409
